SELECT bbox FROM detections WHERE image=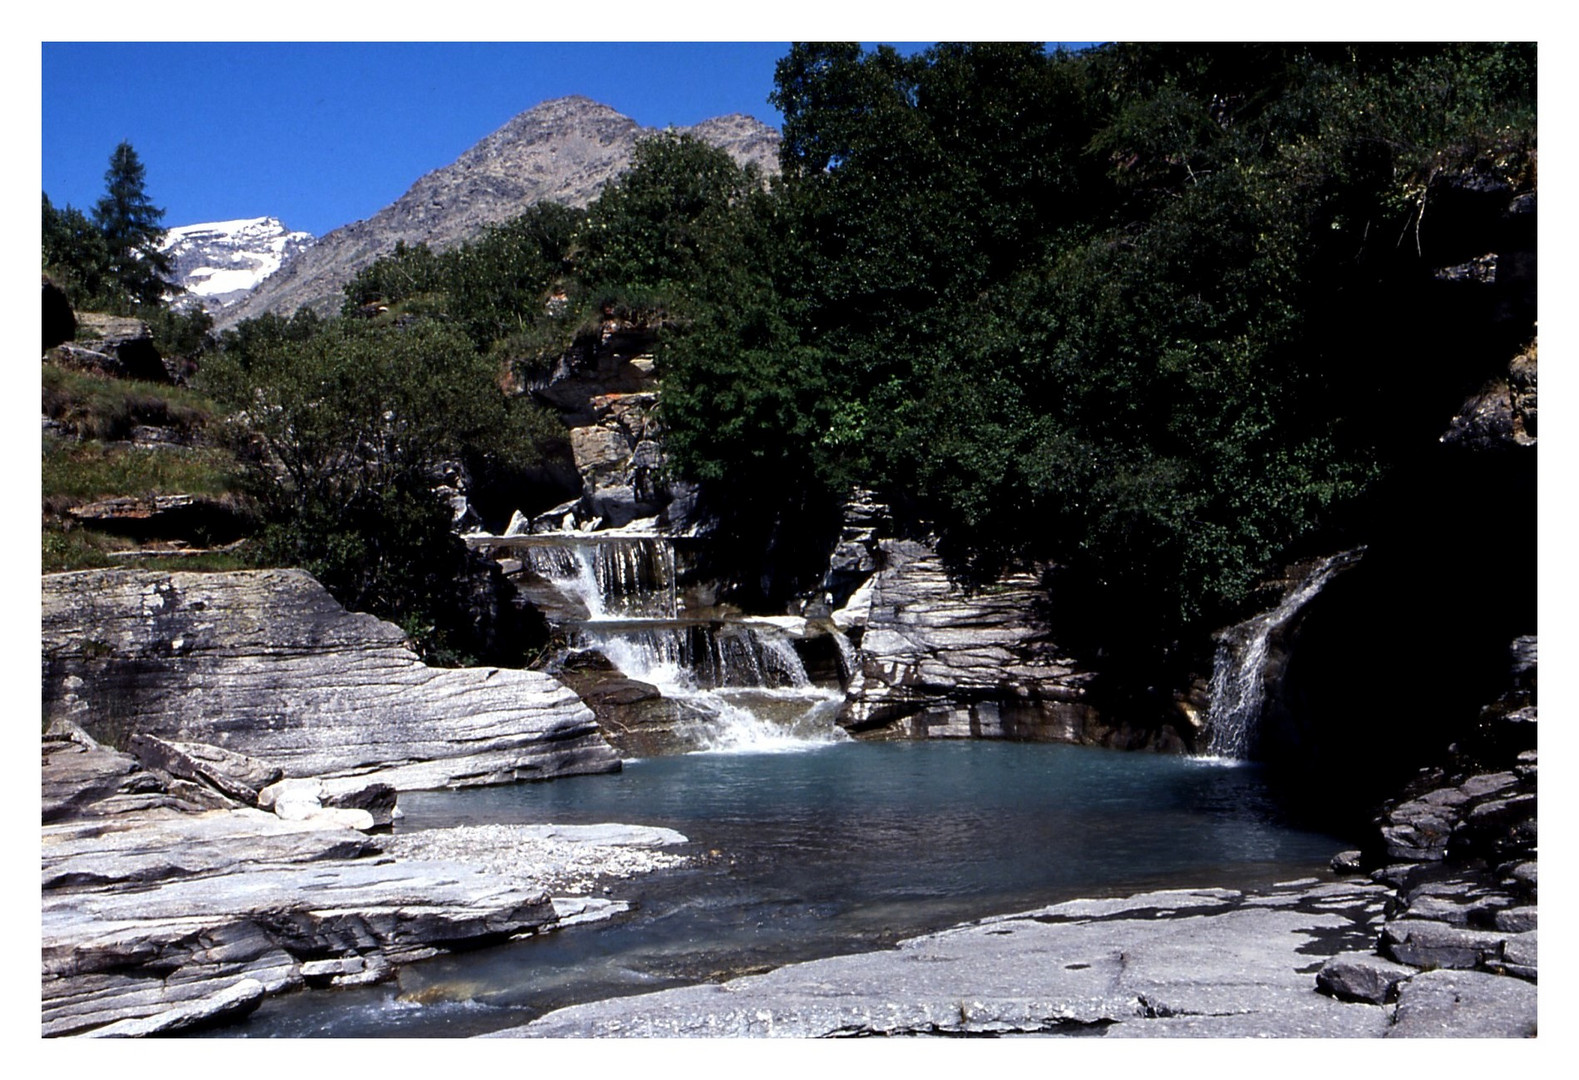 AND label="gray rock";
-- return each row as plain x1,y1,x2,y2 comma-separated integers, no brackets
42,812,557,1037
127,733,282,805
841,540,1126,746
79,977,266,1038
1388,969,1537,1038
42,568,618,790
1316,953,1417,1004
1501,930,1537,979
1381,919,1509,970
489,883,1396,1038
42,720,231,822
1495,906,1537,933
42,808,376,892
